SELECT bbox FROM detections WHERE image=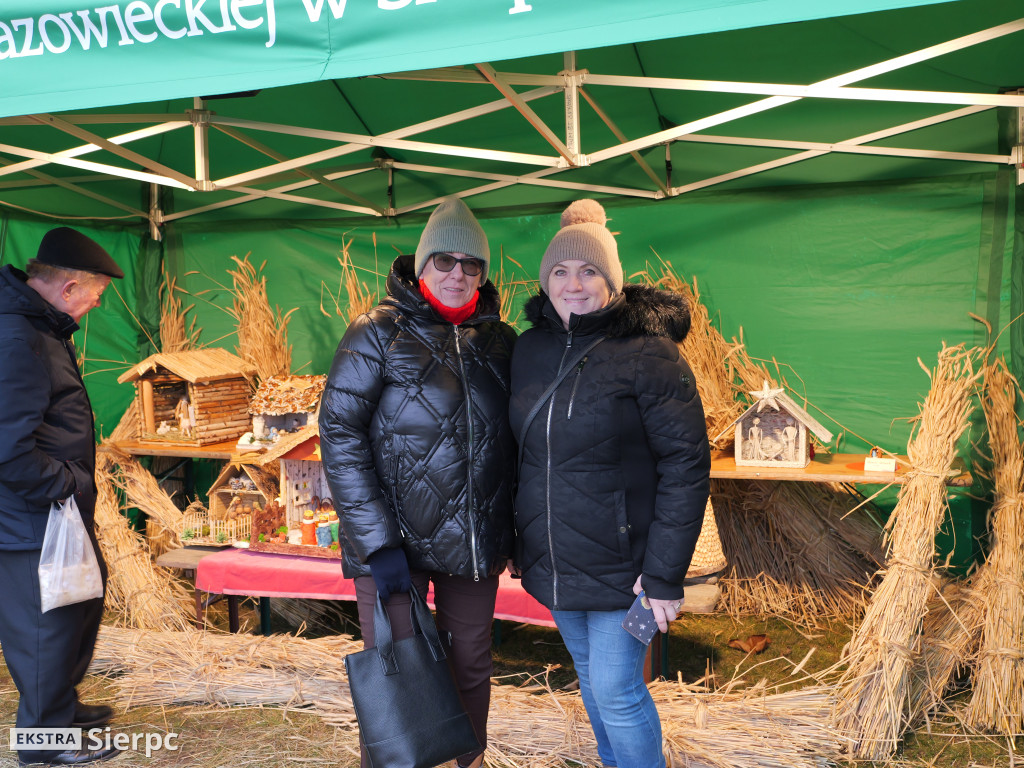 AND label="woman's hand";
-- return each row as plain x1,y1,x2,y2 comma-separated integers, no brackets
632,575,682,634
